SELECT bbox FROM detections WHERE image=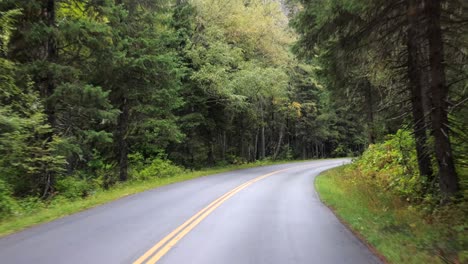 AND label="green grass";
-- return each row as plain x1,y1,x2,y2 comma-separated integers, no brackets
0,159,310,237
315,166,465,264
